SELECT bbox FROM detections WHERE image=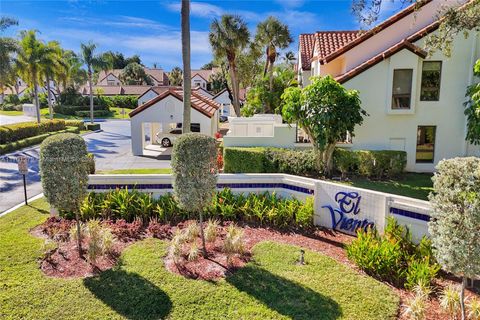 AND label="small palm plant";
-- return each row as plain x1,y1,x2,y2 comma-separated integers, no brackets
205,219,219,242
223,224,245,266
468,297,480,320
440,285,461,320
403,294,427,320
